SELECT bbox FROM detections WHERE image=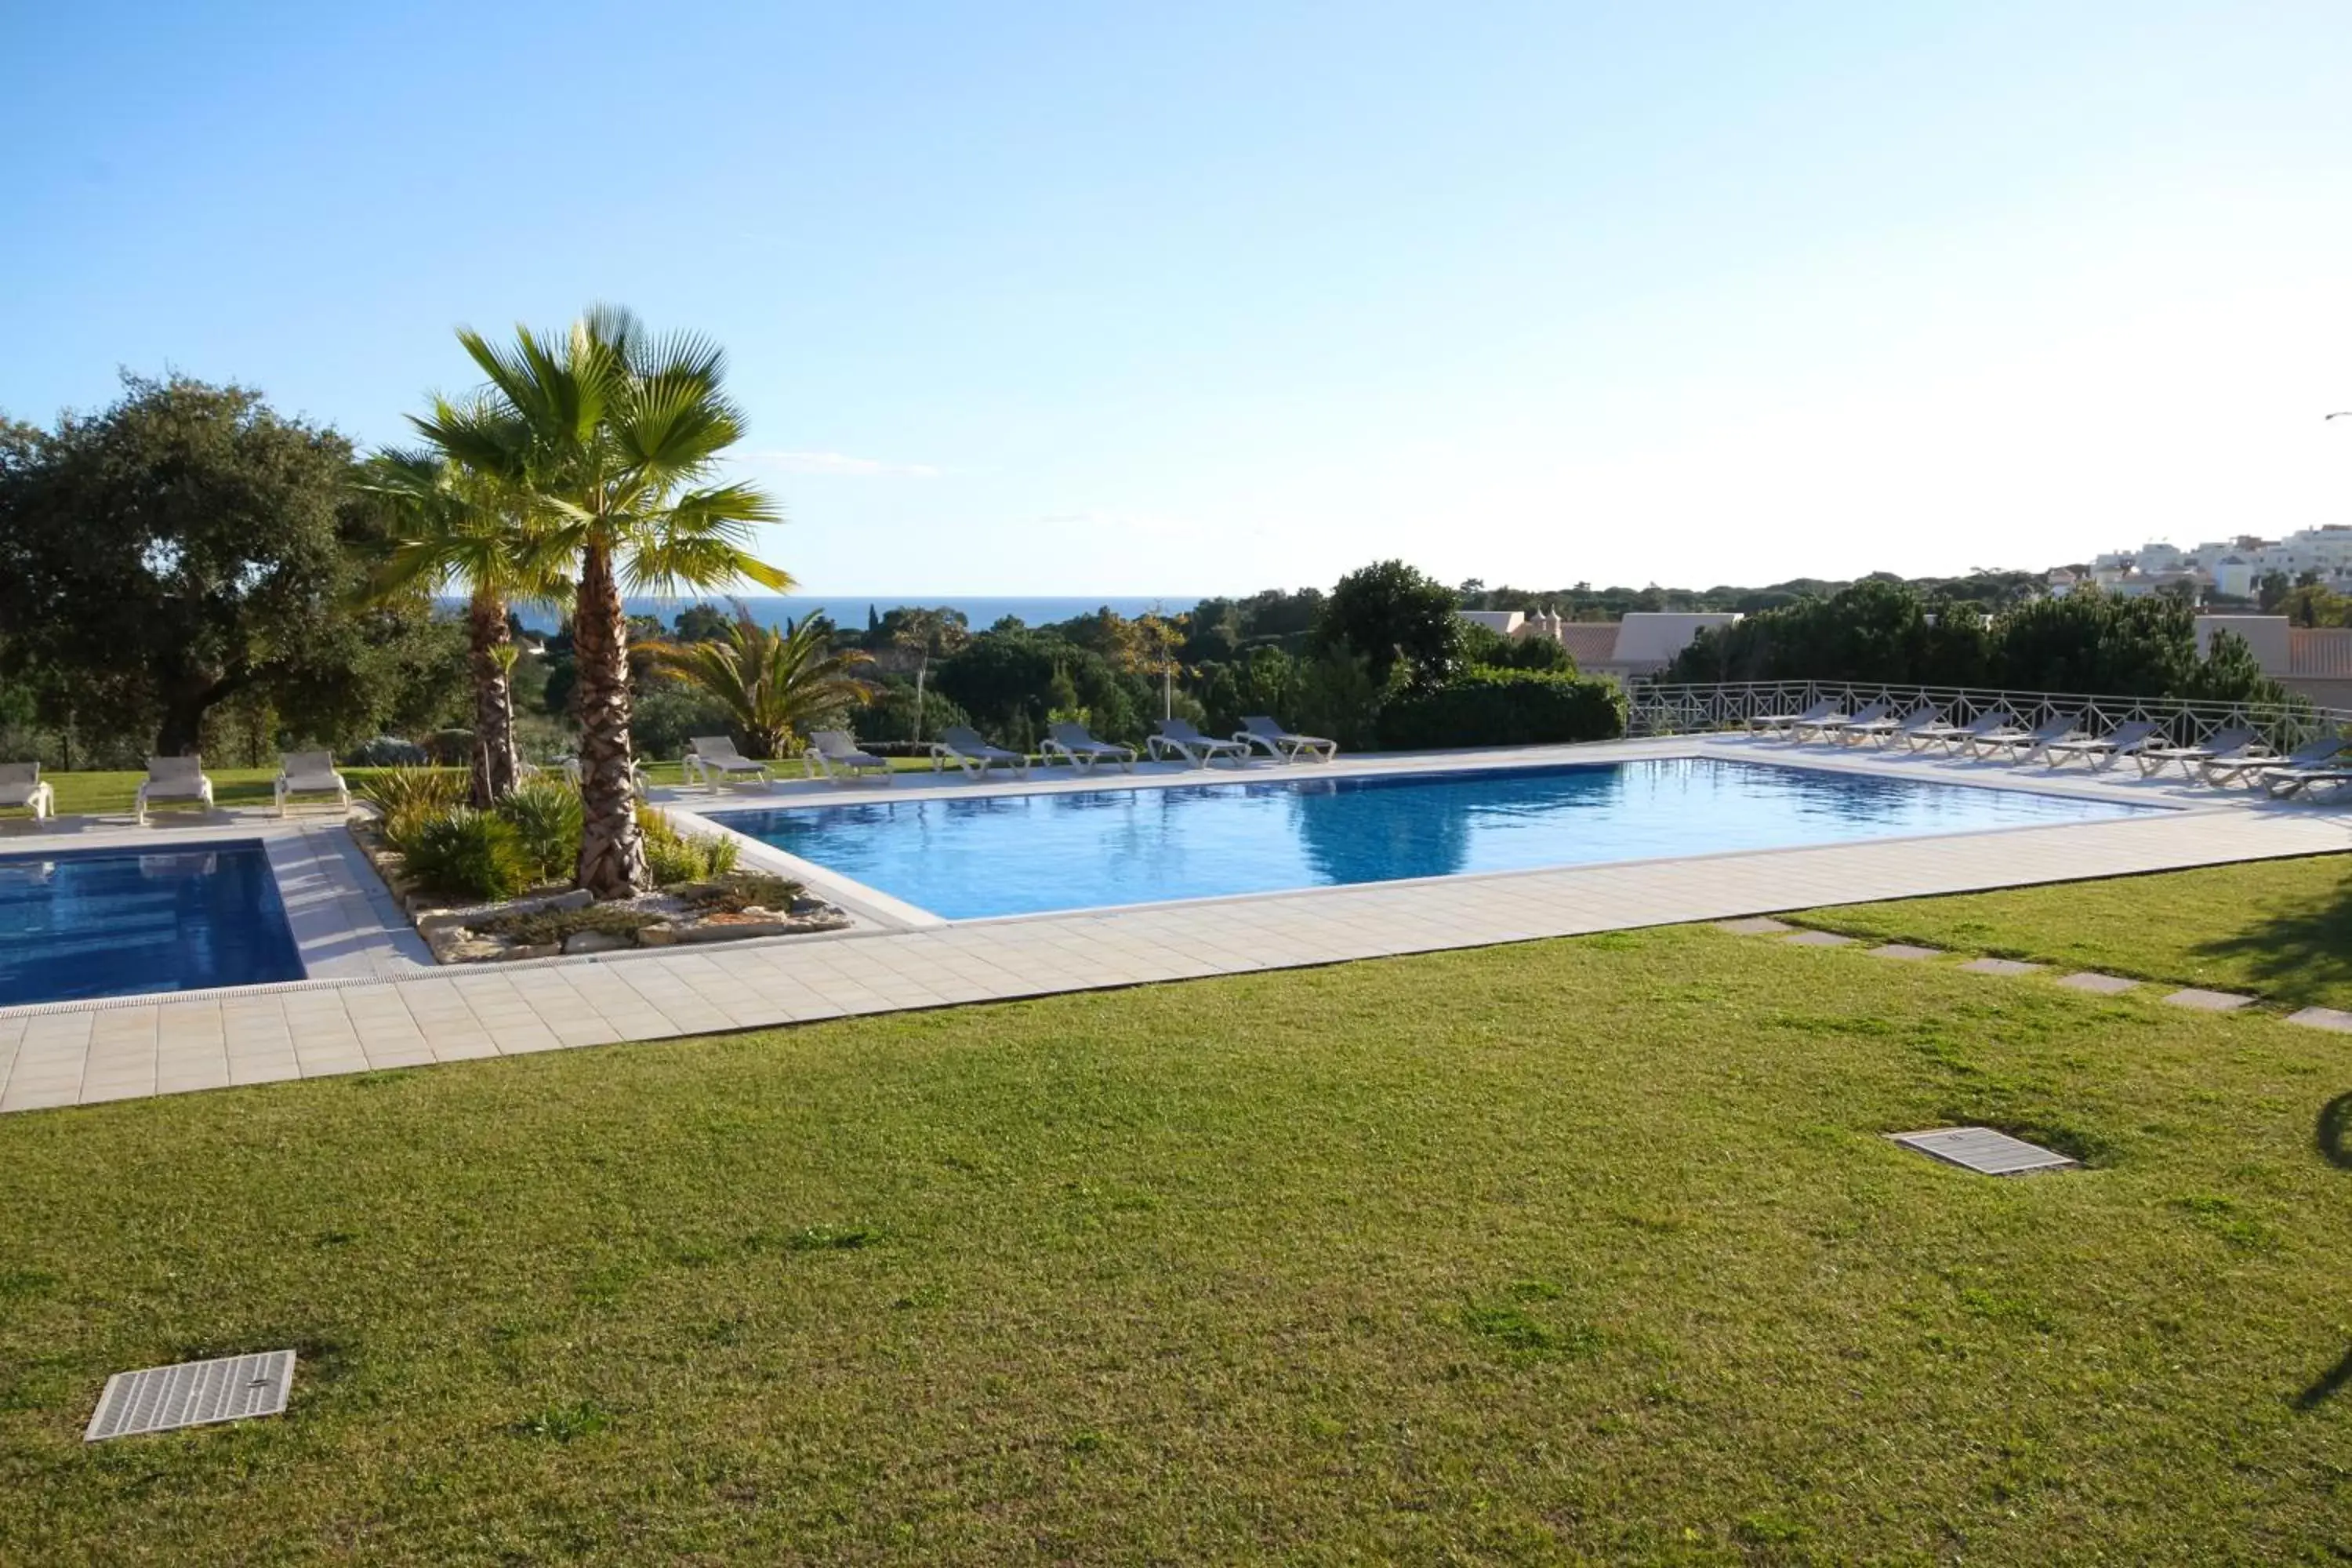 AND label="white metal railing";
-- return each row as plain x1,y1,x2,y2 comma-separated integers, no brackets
1627,680,2350,750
